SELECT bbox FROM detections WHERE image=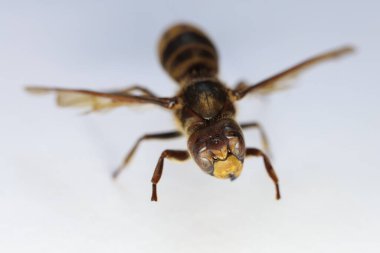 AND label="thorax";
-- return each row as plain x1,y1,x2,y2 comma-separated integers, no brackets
175,78,236,136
